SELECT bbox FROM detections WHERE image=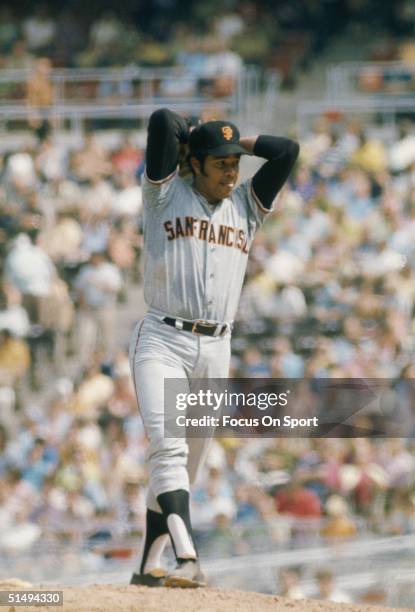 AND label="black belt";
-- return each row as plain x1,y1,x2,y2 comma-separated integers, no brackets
163,317,227,337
